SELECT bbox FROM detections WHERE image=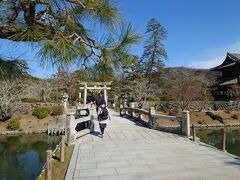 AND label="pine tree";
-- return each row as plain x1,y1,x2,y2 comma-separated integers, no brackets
126,55,145,80
142,18,168,84
0,57,28,80
0,1,140,70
